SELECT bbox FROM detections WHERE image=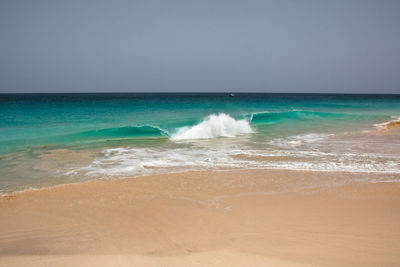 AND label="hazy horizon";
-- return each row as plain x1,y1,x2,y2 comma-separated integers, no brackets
1,0,399,94
1,92,400,95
